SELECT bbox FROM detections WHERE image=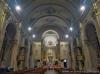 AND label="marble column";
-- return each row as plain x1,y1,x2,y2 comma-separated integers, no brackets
25,39,31,69
68,43,73,69
75,38,84,70
93,3,100,43
80,23,97,71
57,39,60,60
0,2,9,53
41,39,43,60
41,39,45,60
92,3,100,70
10,22,21,70
70,38,76,70
29,42,34,68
